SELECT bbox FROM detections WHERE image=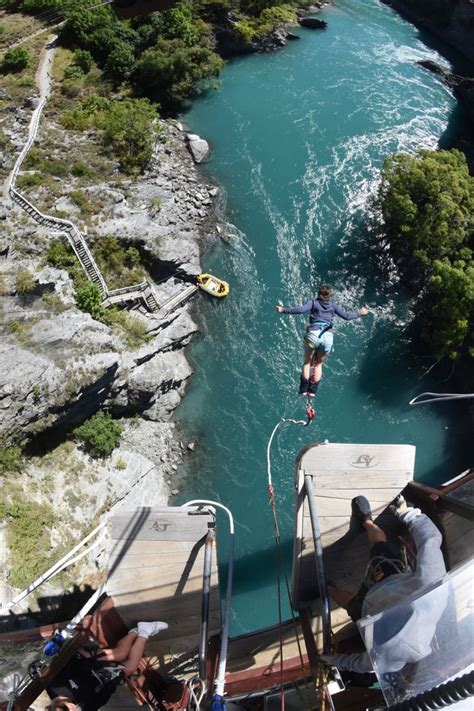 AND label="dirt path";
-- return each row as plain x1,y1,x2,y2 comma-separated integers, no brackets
3,35,56,201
